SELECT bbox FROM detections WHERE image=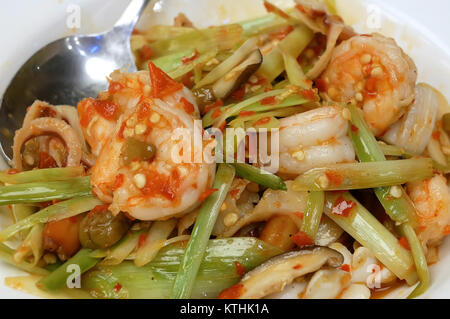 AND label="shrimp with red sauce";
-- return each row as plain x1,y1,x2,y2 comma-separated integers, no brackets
86,63,215,220
319,33,417,136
